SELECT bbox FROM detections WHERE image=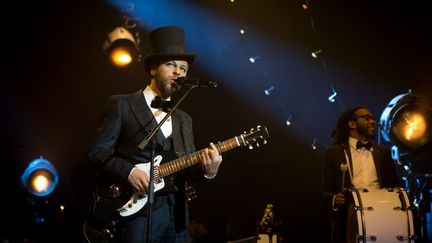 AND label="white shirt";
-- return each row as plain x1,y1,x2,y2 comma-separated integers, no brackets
348,137,379,190
143,86,172,138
